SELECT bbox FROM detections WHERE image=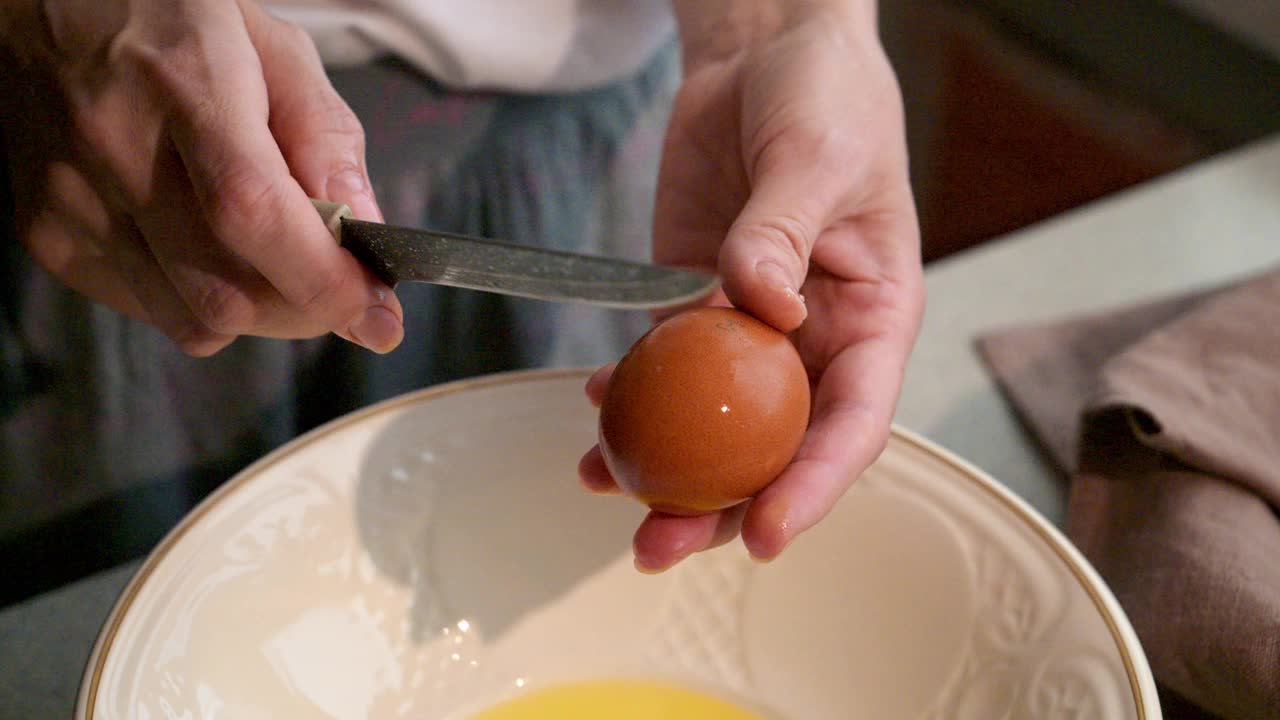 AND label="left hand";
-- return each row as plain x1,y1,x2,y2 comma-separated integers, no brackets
578,2,924,572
